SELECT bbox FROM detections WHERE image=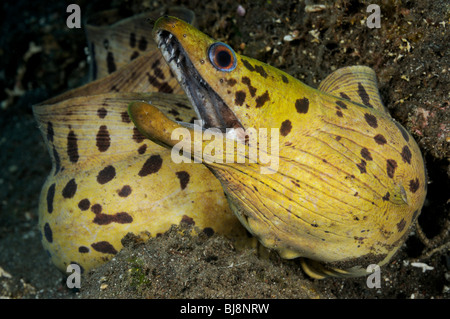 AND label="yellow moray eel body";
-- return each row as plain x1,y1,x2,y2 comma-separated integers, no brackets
33,11,248,274
129,16,427,278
